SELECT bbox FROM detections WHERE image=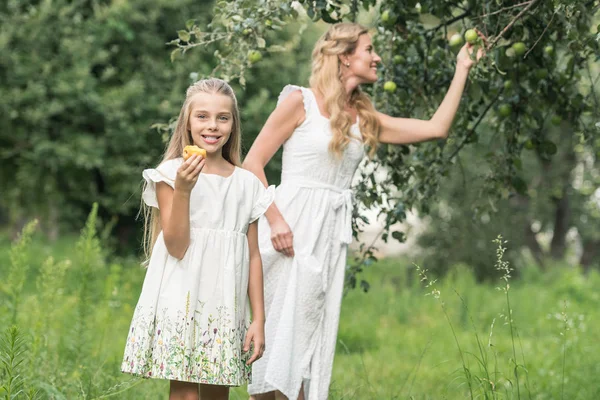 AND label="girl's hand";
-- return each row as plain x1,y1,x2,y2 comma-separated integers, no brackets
456,30,486,70
175,154,205,193
244,320,265,365
269,216,294,257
